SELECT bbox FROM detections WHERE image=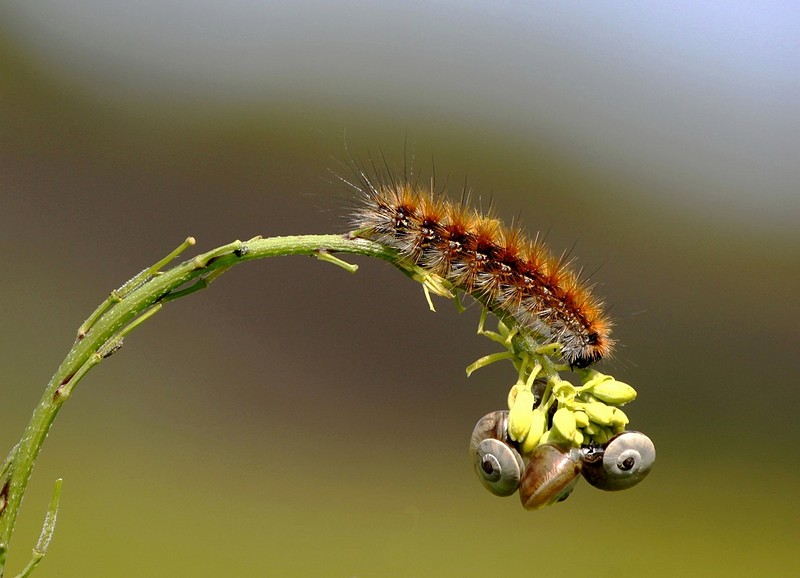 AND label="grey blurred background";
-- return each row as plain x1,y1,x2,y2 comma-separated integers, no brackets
1,2,798,576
